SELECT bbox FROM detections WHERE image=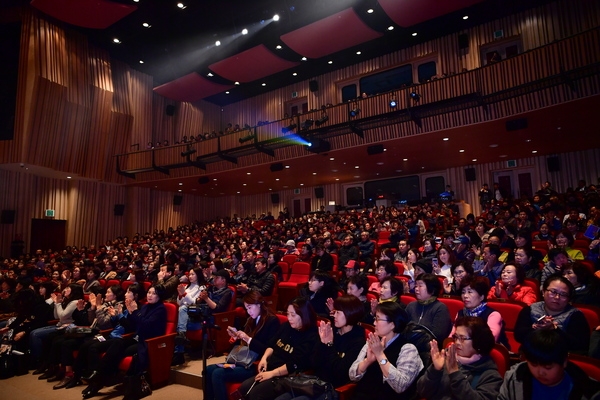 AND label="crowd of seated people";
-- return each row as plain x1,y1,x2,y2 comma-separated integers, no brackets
0,180,599,398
